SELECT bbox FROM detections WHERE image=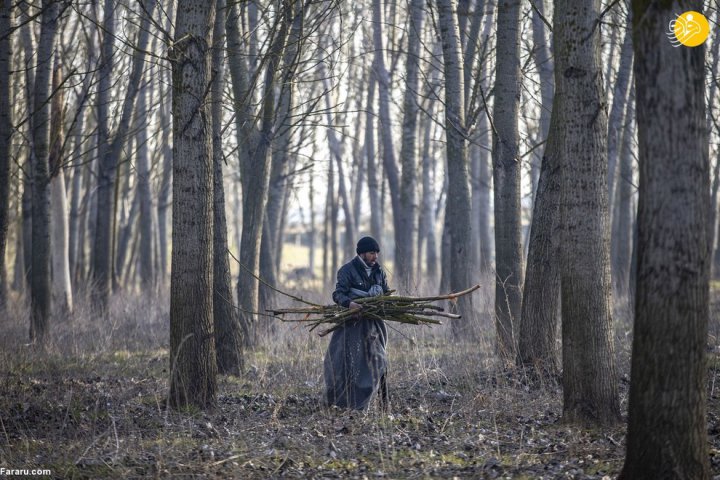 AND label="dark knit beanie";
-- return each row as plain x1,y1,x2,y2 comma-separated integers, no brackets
356,236,380,254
